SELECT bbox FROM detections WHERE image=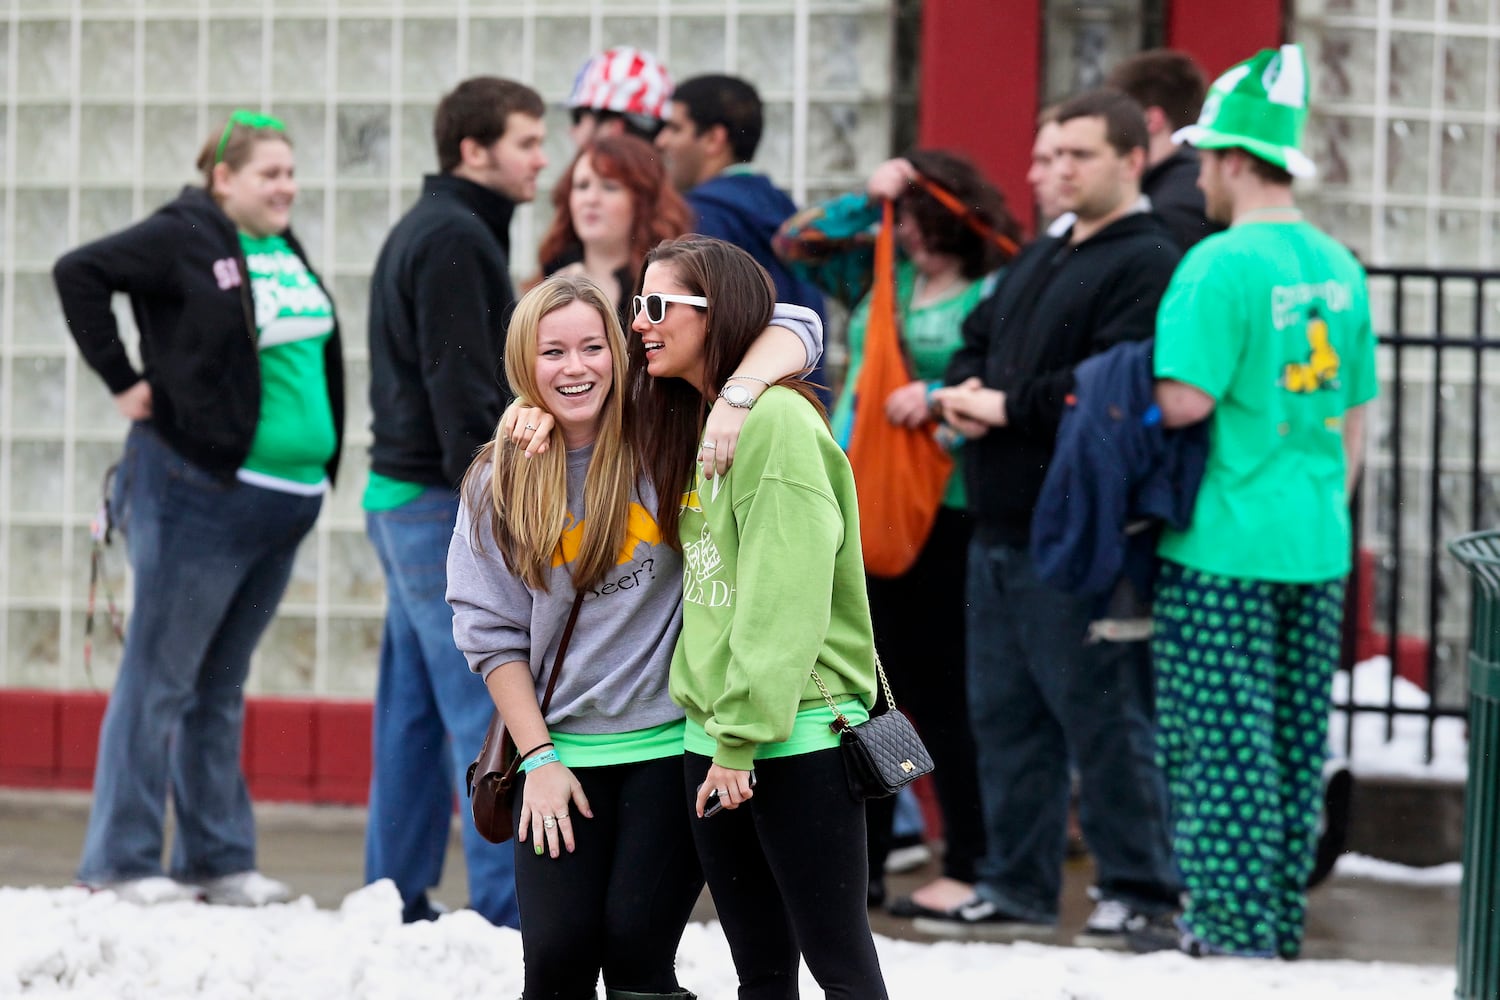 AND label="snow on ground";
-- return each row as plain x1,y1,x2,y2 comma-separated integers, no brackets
1333,853,1462,887
0,881,1454,999
1329,656,1468,782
